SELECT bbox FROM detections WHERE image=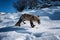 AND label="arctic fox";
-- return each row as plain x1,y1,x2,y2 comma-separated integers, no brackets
15,14,40,28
